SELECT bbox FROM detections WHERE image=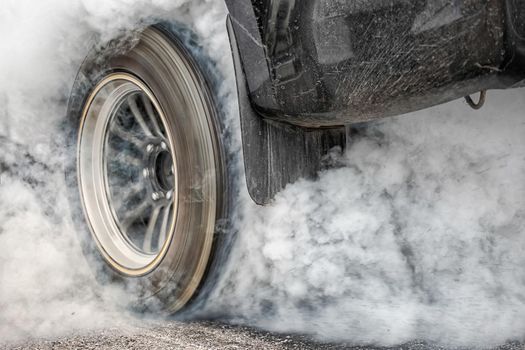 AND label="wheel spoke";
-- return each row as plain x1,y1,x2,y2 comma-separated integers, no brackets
128,94,153,137
109,153,143,169
143,204,162,252
157,202,172,251
141,94,165,138
120,200,150,230
109,120,144,150
116,182,144,202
